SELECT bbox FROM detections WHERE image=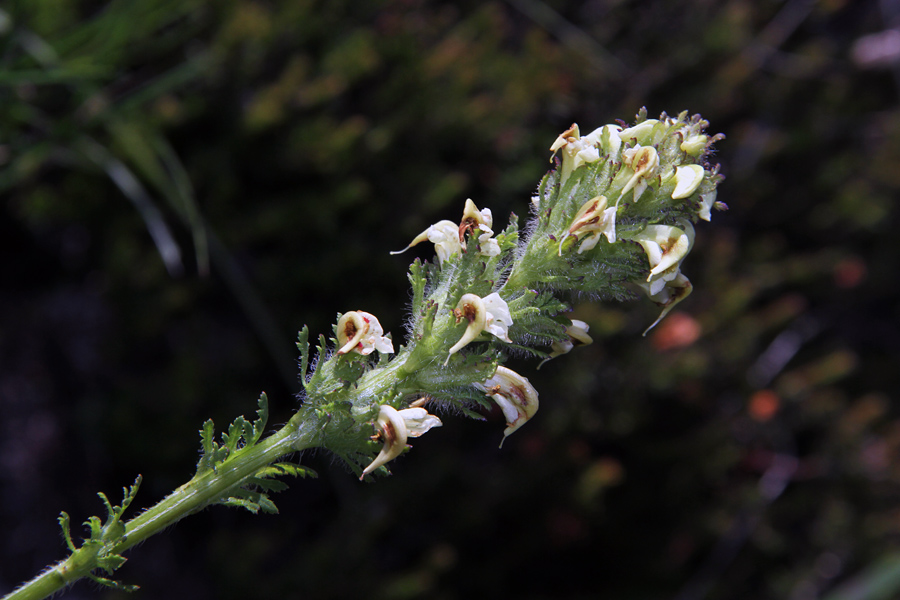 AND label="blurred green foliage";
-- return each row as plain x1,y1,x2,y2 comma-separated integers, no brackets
2,0,900,599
